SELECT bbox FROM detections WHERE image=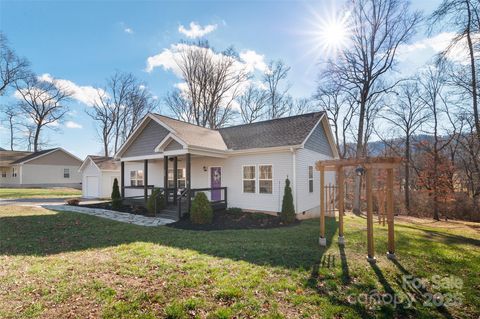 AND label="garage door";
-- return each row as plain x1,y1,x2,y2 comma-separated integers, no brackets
86,176,99,198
